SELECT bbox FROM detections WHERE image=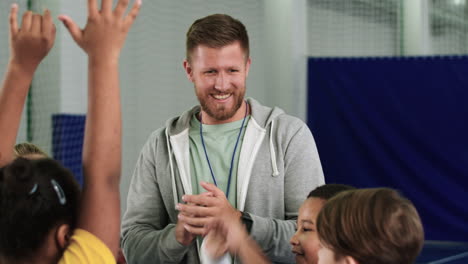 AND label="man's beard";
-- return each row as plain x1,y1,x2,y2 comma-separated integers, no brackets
196,88,245,122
